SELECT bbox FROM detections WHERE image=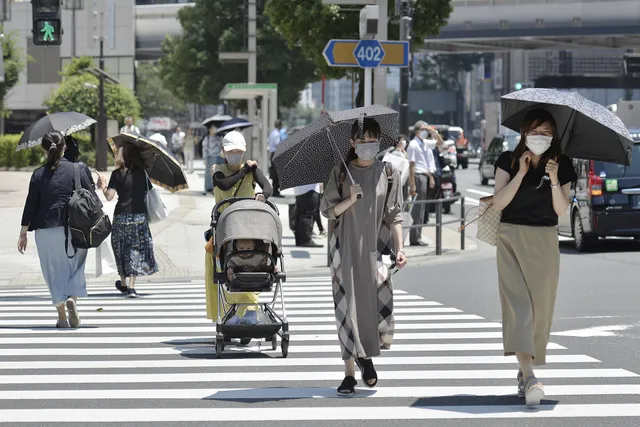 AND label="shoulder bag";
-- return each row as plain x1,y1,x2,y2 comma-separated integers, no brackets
144,172,168,224
459,196,501,246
